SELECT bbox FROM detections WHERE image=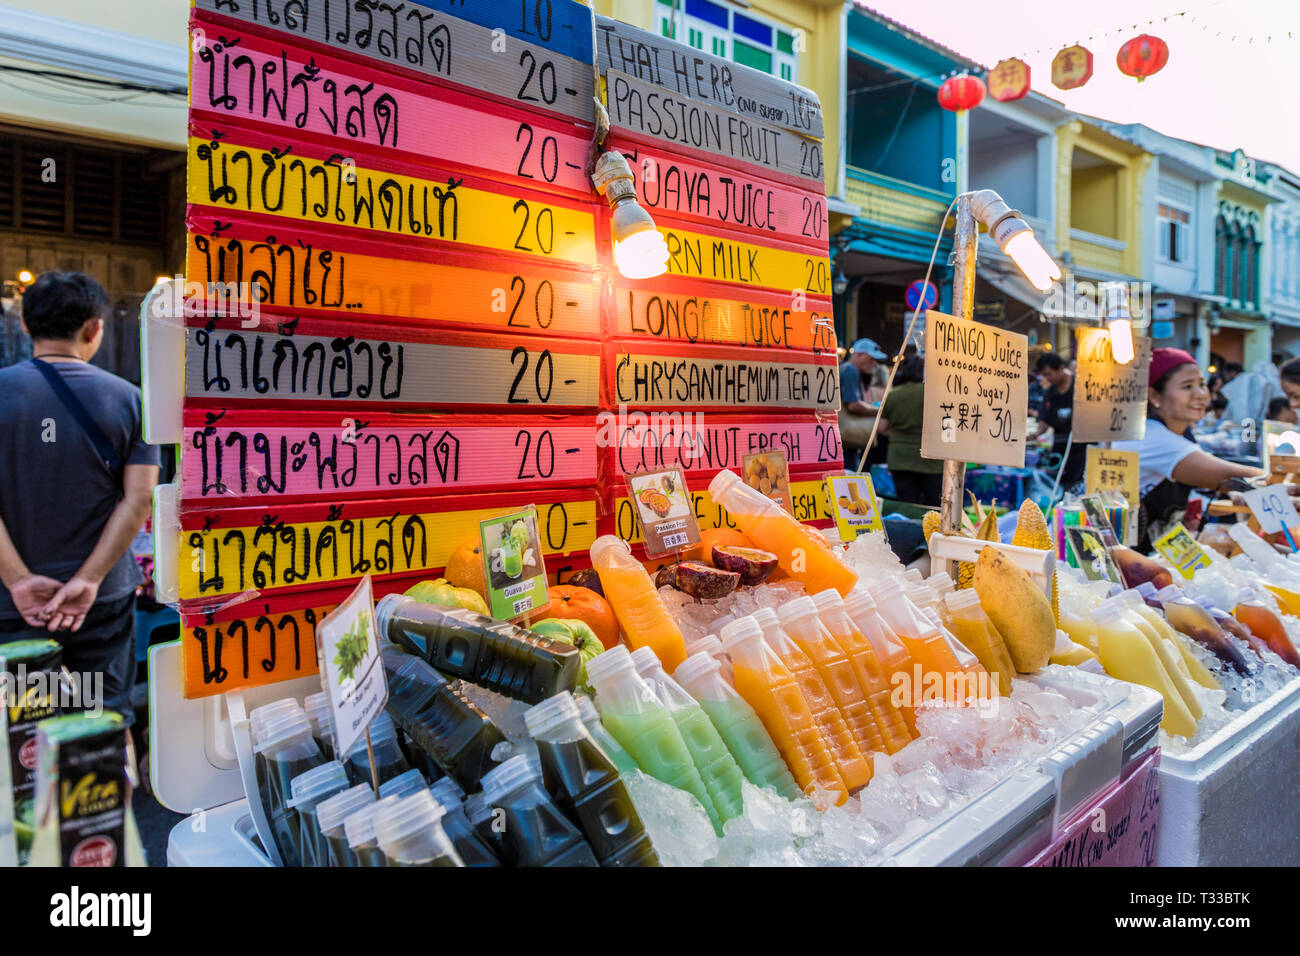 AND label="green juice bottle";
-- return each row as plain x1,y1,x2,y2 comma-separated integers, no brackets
585,647,718,829
574,693,640,775
674,651,801,801
630,646,745,831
